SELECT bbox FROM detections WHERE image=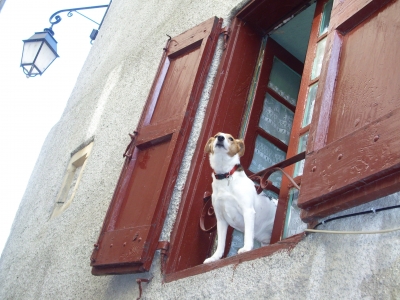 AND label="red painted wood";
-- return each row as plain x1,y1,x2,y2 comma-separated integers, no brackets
165,233,305,283
300,0,400,220
237,0,312,35
91,17,222,275
300,107,400,214
165,18,262,274
330,0,393,34
327,0,400,143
